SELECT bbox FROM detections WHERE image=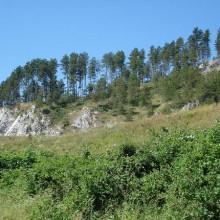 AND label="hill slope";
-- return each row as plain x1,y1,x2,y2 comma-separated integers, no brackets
1,102,220,155
1,111,220,219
